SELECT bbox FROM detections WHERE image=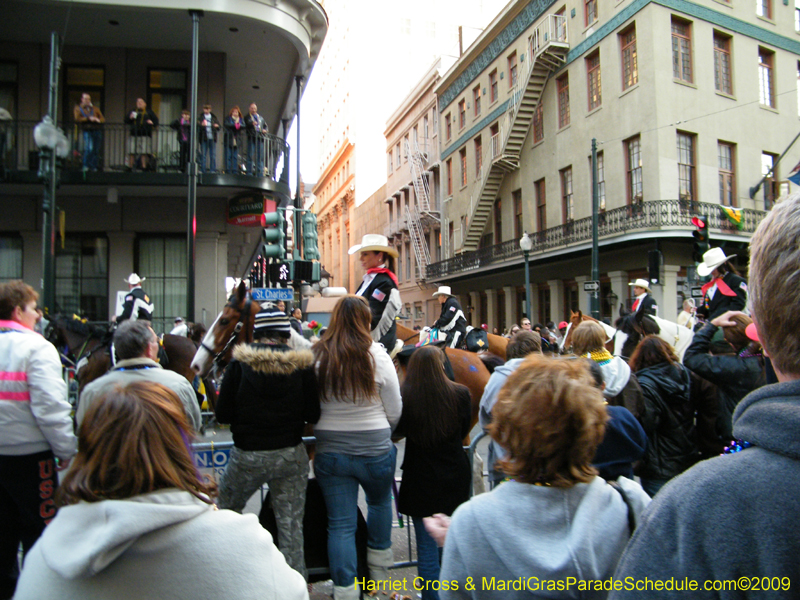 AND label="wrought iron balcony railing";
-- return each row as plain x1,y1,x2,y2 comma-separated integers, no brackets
426,199,766,280
0,119,290,182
